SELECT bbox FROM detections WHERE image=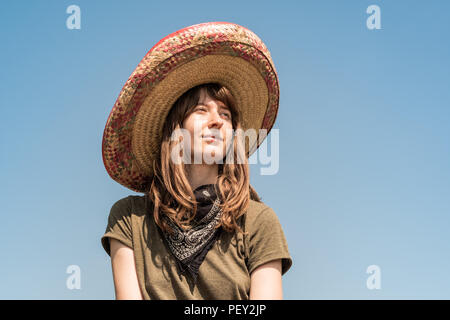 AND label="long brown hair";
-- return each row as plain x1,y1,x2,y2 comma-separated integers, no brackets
146,83,261,236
